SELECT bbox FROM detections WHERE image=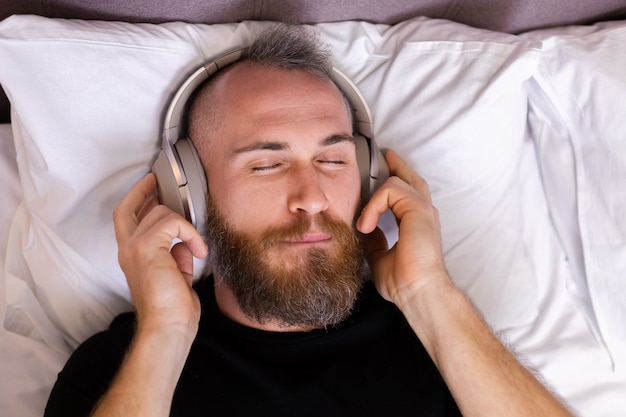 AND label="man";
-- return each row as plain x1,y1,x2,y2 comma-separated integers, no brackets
45,24,573,416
